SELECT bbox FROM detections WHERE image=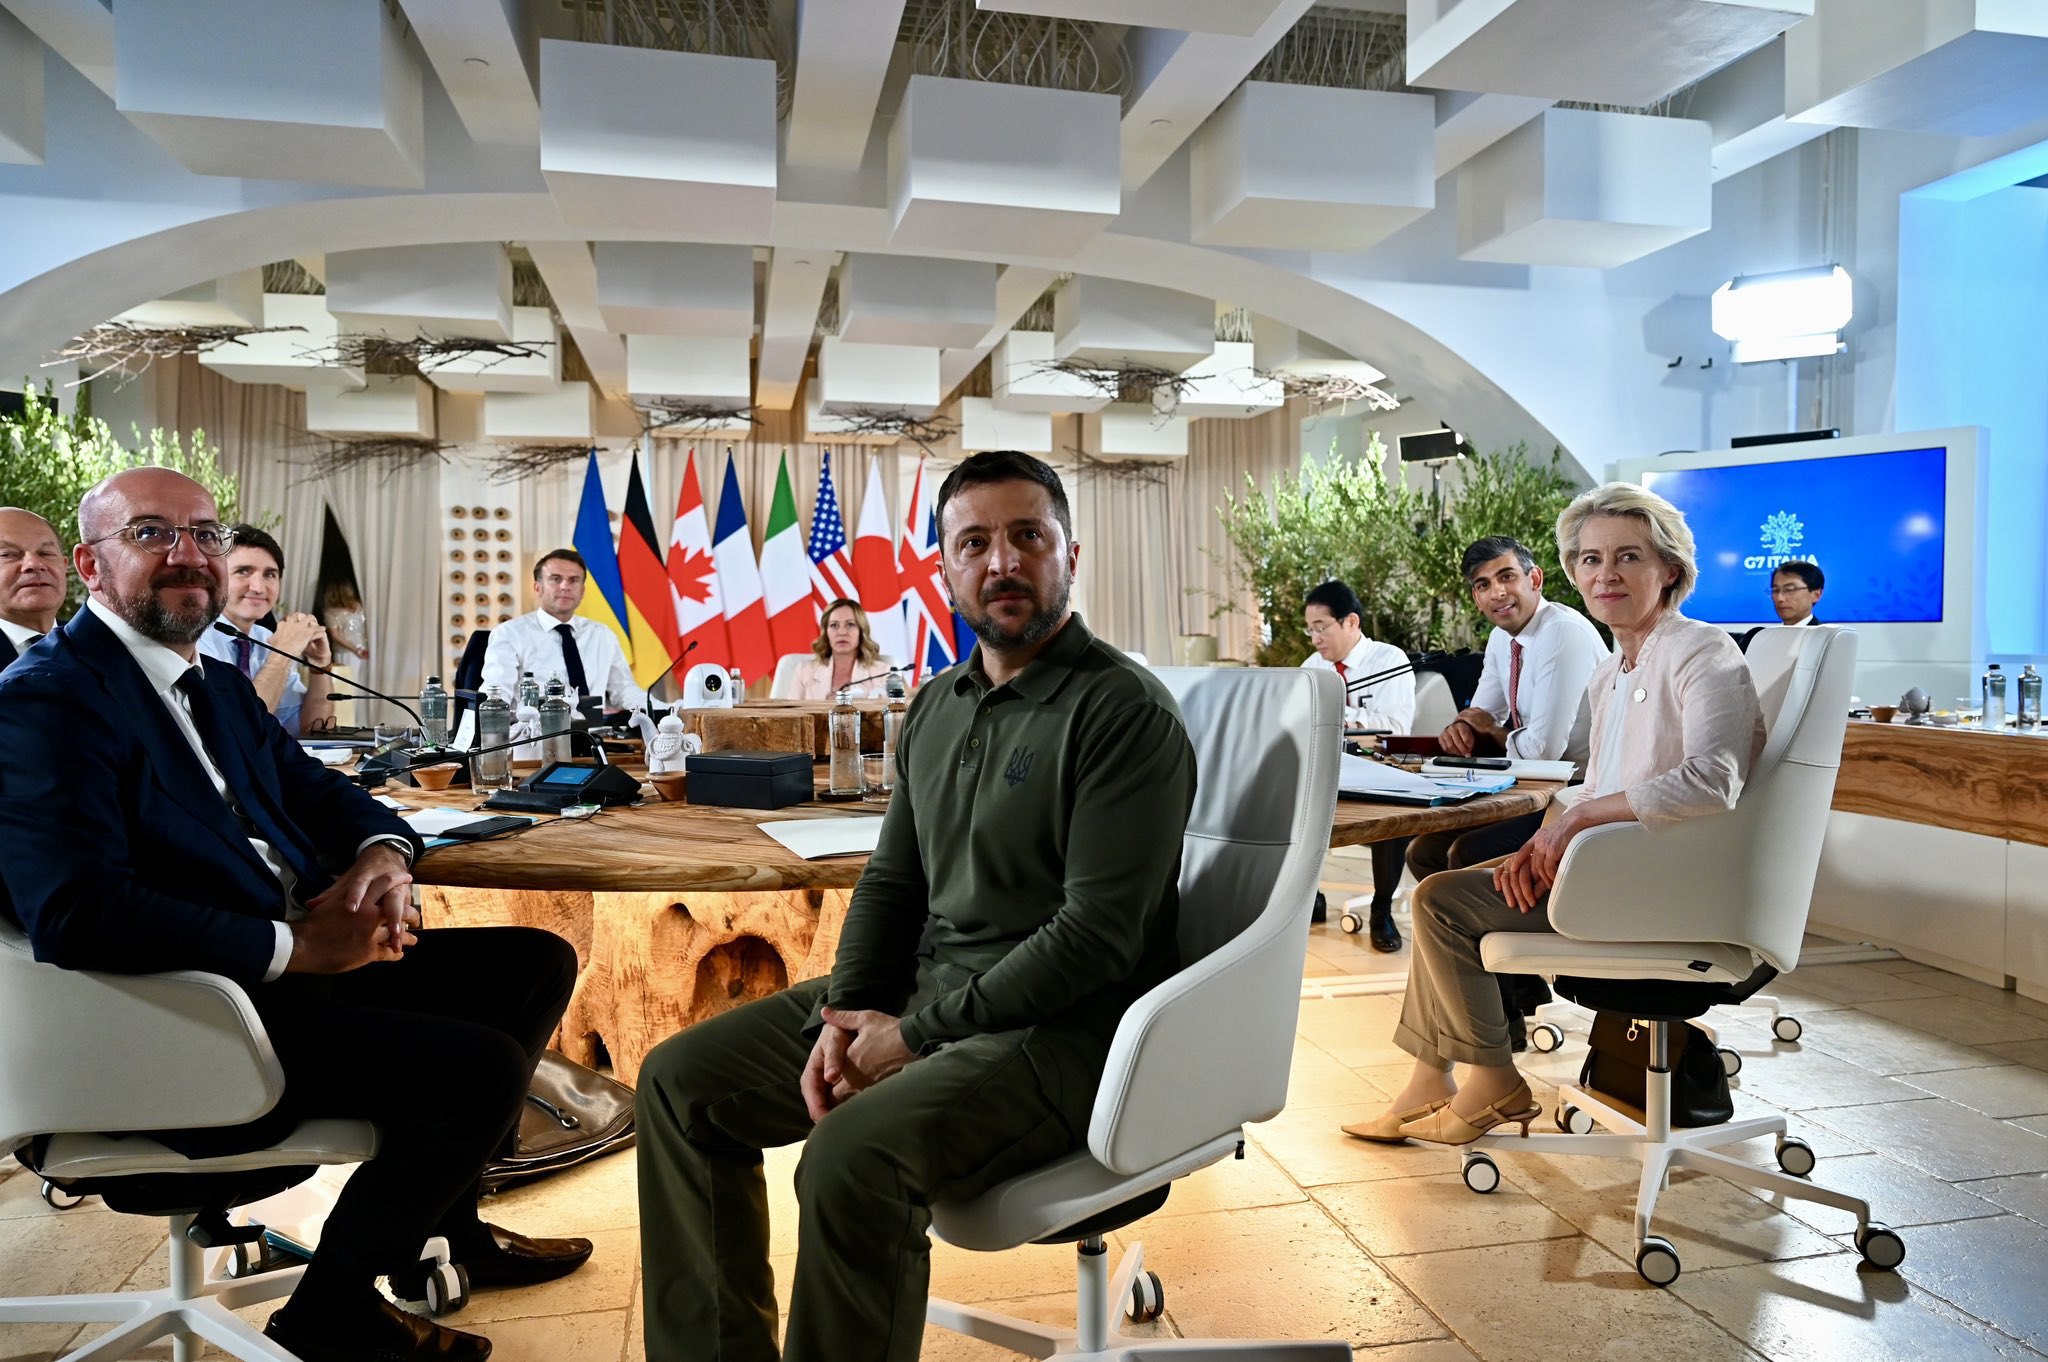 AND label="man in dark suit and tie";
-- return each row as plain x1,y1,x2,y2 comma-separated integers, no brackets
1737,561,1824,653
0,469,592,1362
0,506,66,672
